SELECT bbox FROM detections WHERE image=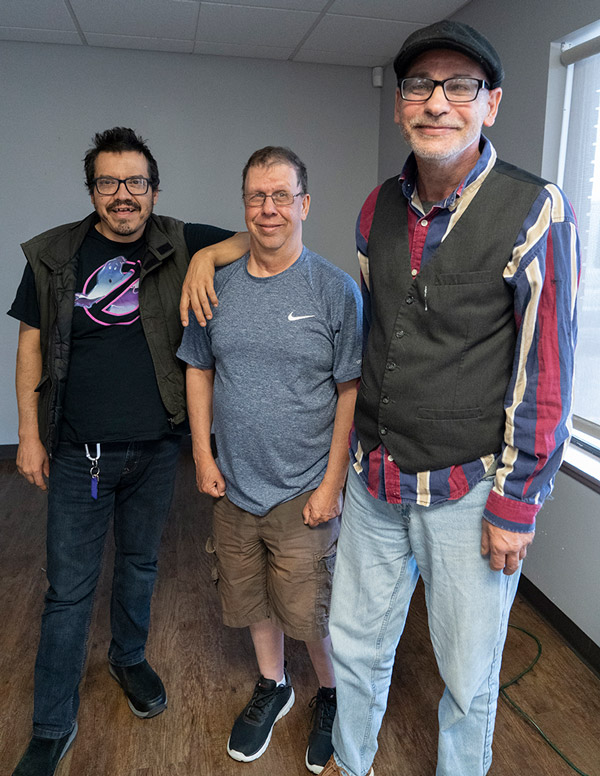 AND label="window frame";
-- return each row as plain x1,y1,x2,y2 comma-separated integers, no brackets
542,19,600,468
